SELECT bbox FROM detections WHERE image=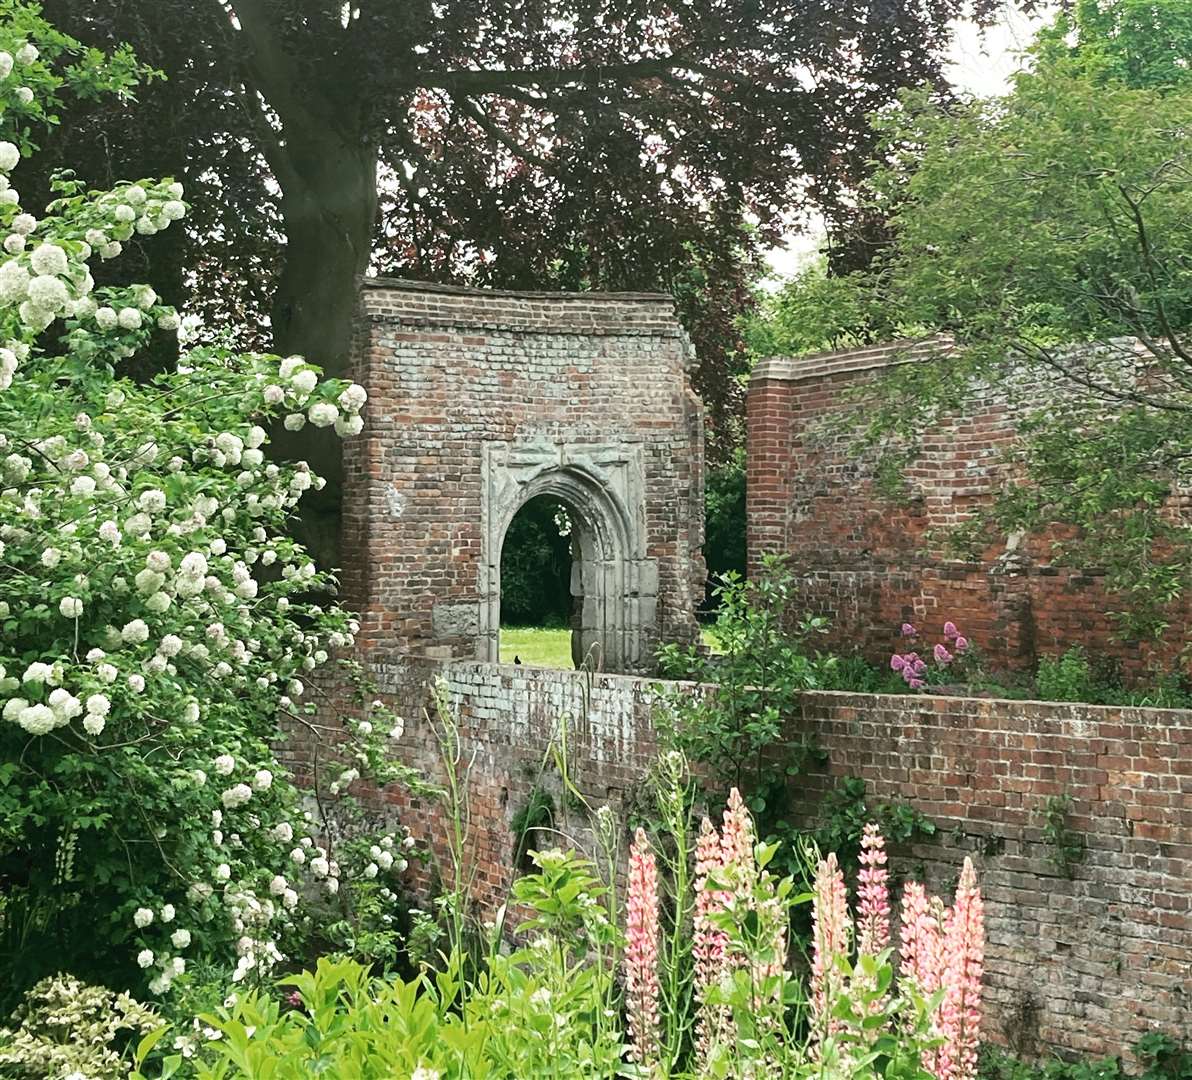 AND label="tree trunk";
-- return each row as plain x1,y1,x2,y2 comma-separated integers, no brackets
269,124,378,571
